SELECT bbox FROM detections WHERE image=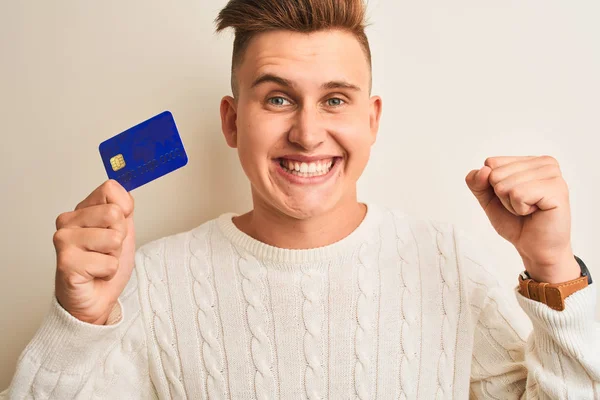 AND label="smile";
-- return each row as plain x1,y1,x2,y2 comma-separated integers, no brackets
278,157,336,178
